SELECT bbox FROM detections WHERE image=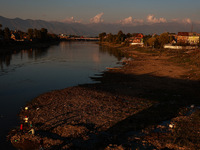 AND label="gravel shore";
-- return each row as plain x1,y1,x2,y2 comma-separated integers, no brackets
9,46,200,149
